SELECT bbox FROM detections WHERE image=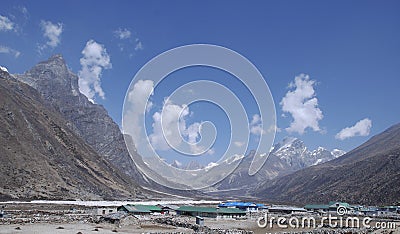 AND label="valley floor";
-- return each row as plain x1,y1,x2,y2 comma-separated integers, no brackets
1,202,400,234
